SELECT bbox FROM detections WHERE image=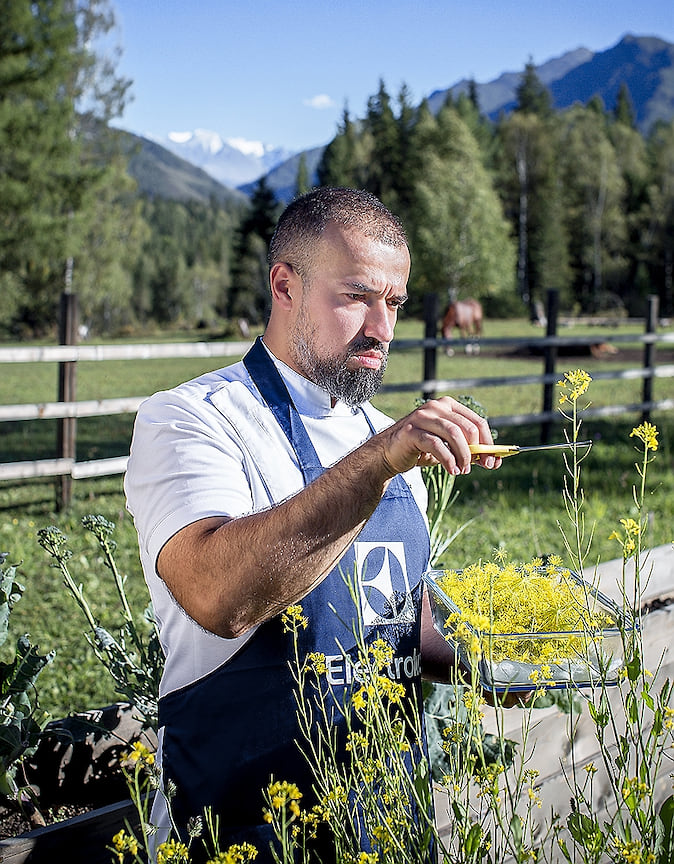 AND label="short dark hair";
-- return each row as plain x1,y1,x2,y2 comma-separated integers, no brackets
267,187,408,281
